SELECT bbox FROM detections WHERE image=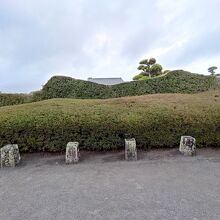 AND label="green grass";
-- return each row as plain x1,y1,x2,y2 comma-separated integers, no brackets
0,90,219,152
